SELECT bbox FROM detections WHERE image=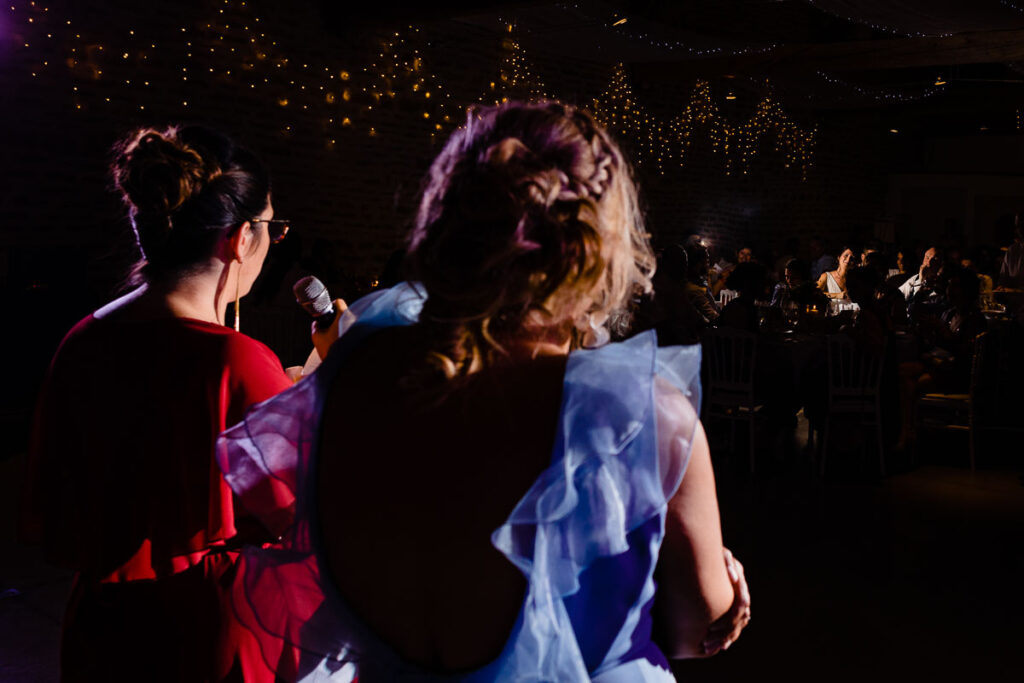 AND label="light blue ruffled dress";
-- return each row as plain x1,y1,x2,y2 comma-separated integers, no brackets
217,283,702,682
